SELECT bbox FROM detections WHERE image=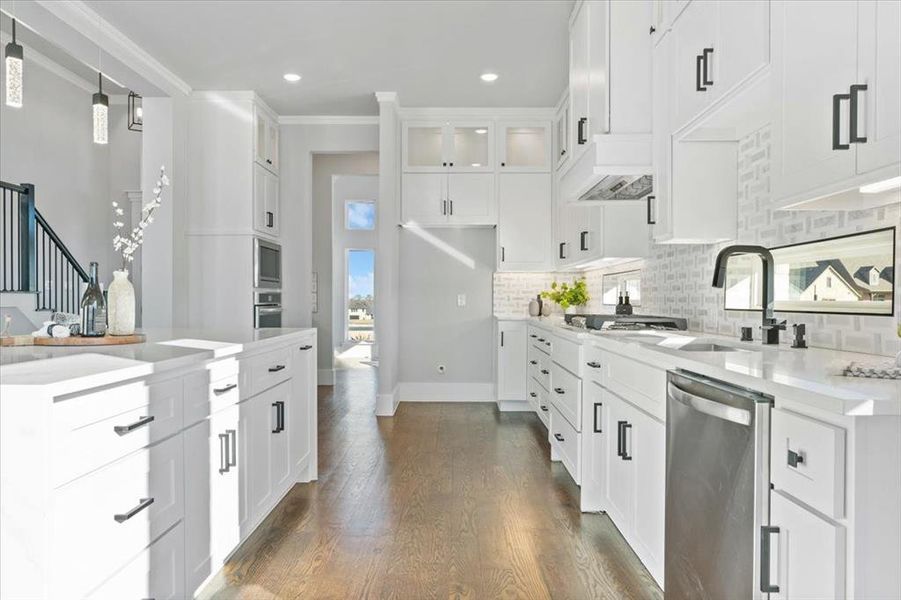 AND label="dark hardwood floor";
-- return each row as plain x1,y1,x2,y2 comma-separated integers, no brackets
200,367,662,599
